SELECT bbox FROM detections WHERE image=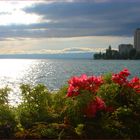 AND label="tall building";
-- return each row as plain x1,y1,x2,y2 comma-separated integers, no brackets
118,44,133,55
134,28,140,51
